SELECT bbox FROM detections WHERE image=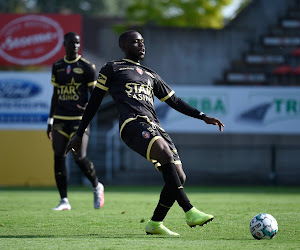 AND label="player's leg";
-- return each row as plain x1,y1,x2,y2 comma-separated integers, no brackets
72,125,104,208
151,138,214,228
151,163,186,222
151,138,193,212
52,126,71,211
121,121,179,235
